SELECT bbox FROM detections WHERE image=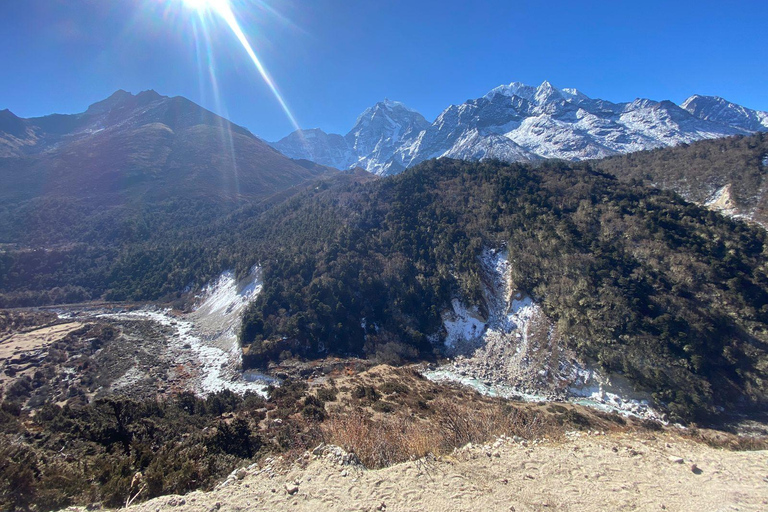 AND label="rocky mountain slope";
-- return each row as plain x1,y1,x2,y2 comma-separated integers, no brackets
0,90,331,207
271,81,768,175
271,99,431,174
